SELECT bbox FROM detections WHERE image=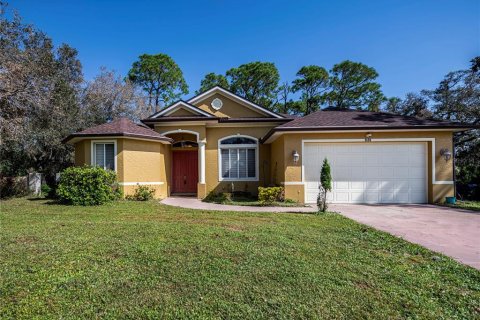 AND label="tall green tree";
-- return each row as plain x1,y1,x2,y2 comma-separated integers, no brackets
128,53,188,113
226,61,280,109
426,57,480,198
273,82,291,114
325,60,384,110
398,92,431,118
196,72,228,94
292,65,329,115
0,3,84,178
383,97,402,113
